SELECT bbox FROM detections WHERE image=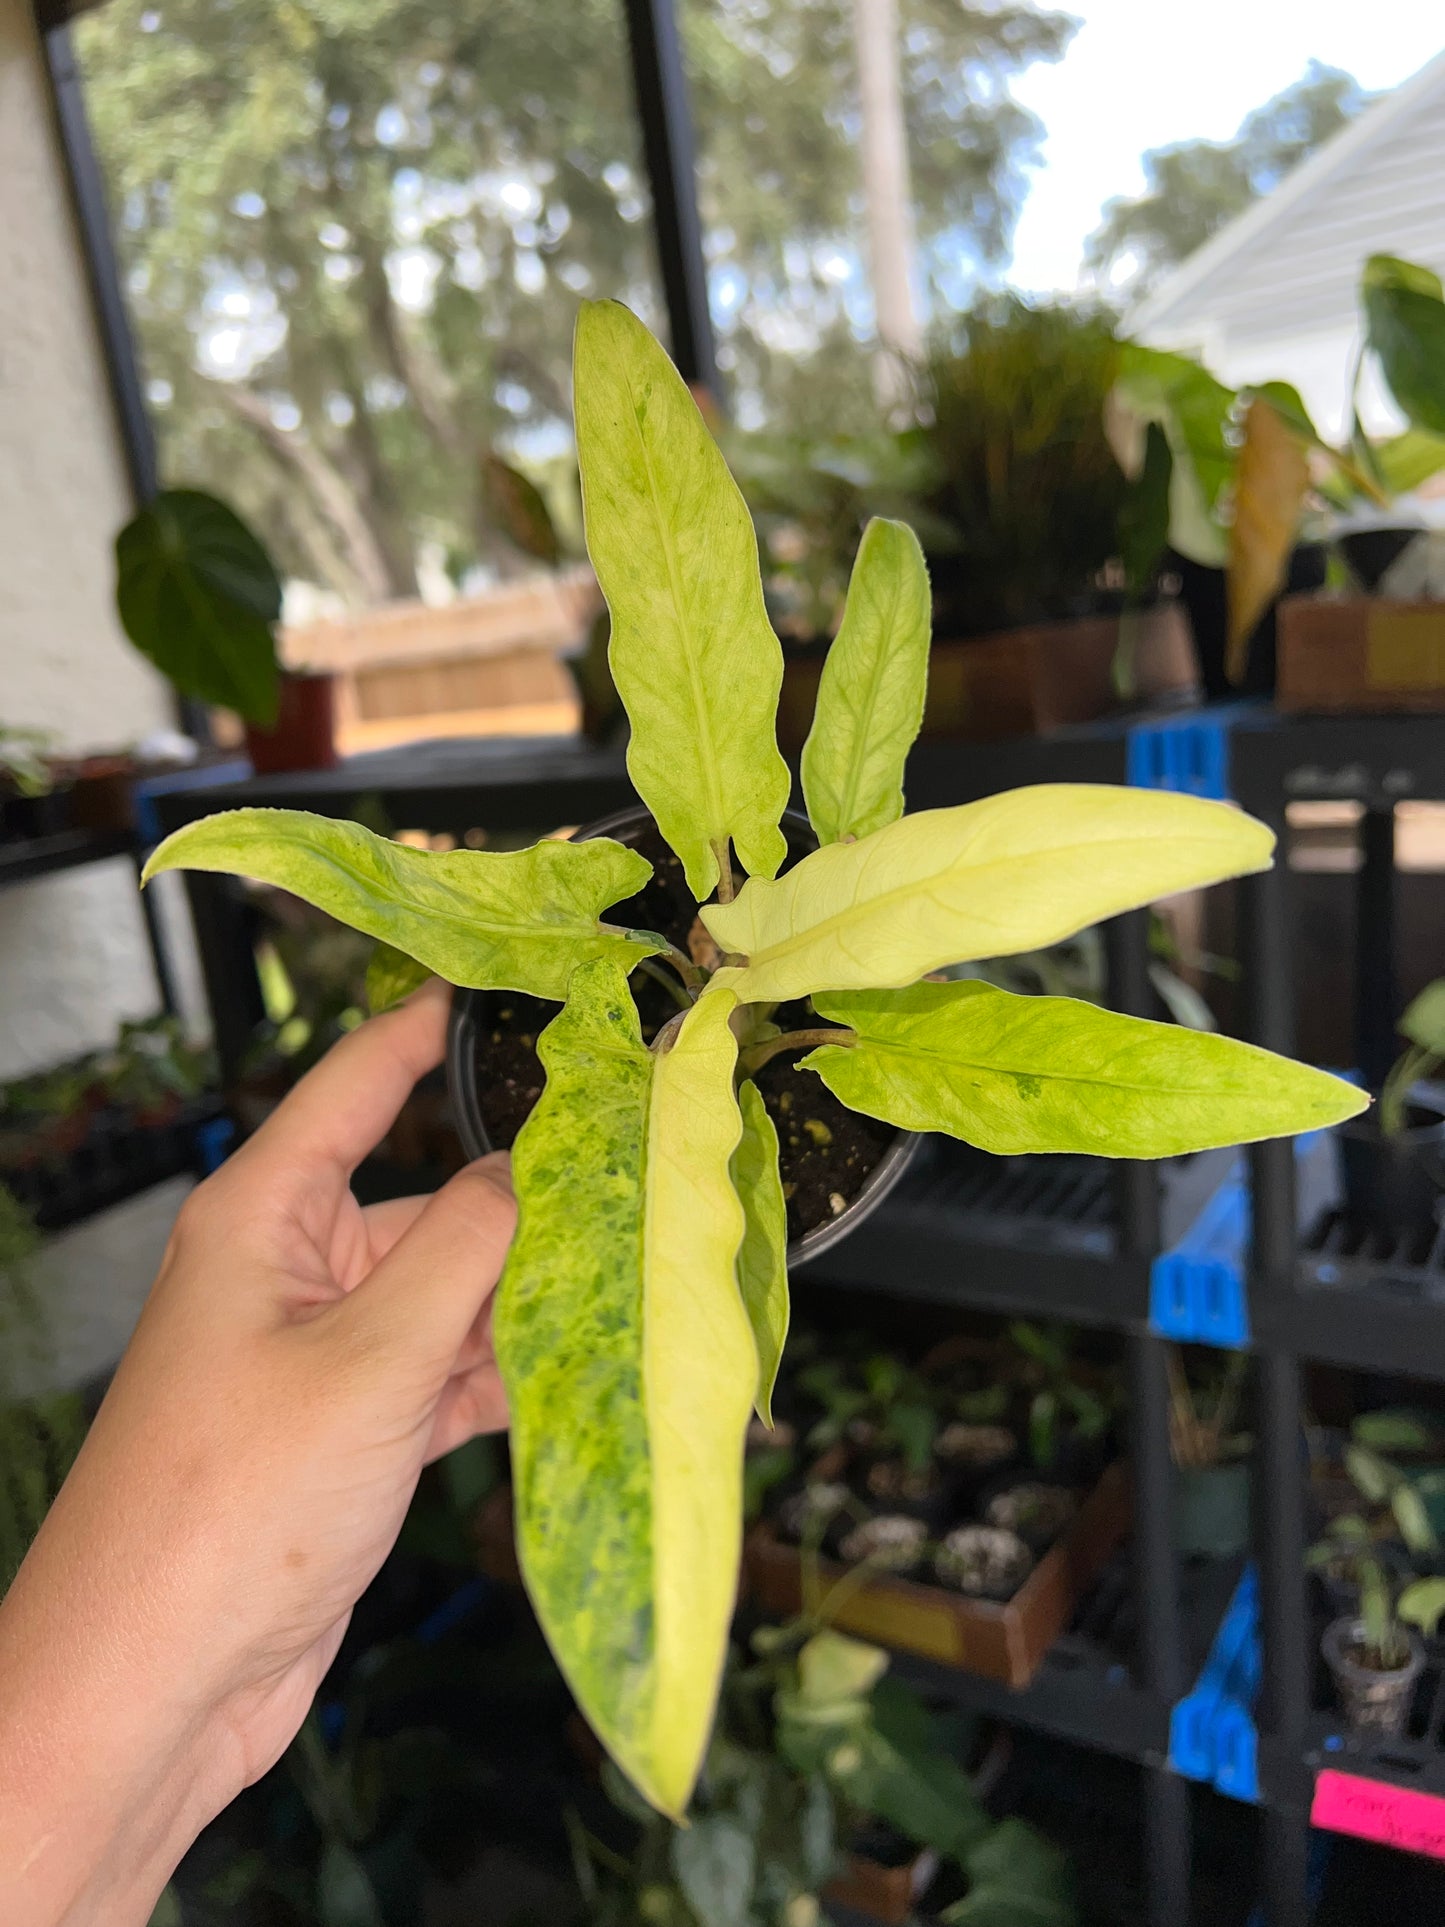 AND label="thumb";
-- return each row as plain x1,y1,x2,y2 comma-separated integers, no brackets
339,1153,516,1377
